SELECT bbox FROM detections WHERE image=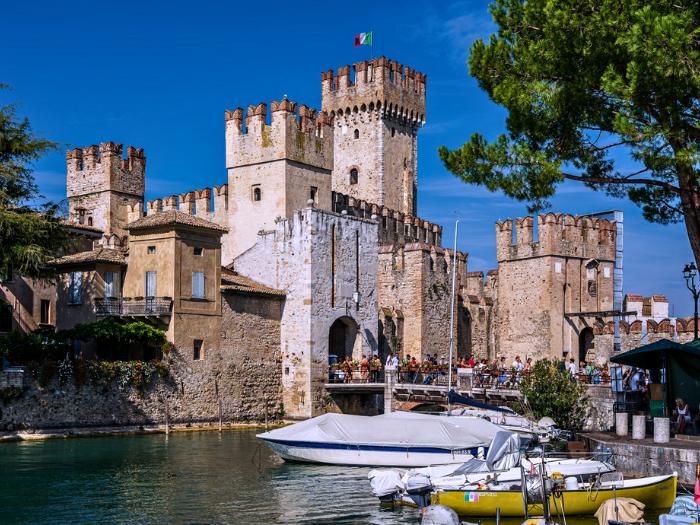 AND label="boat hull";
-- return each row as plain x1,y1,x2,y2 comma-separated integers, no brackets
260,438,479,467
433,474,677,517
